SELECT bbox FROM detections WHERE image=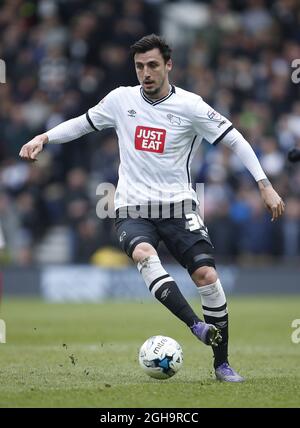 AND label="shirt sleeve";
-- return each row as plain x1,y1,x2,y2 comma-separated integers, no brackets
221,128,267,182
87,88,118,131
192,98,233,145
46,114,93,144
